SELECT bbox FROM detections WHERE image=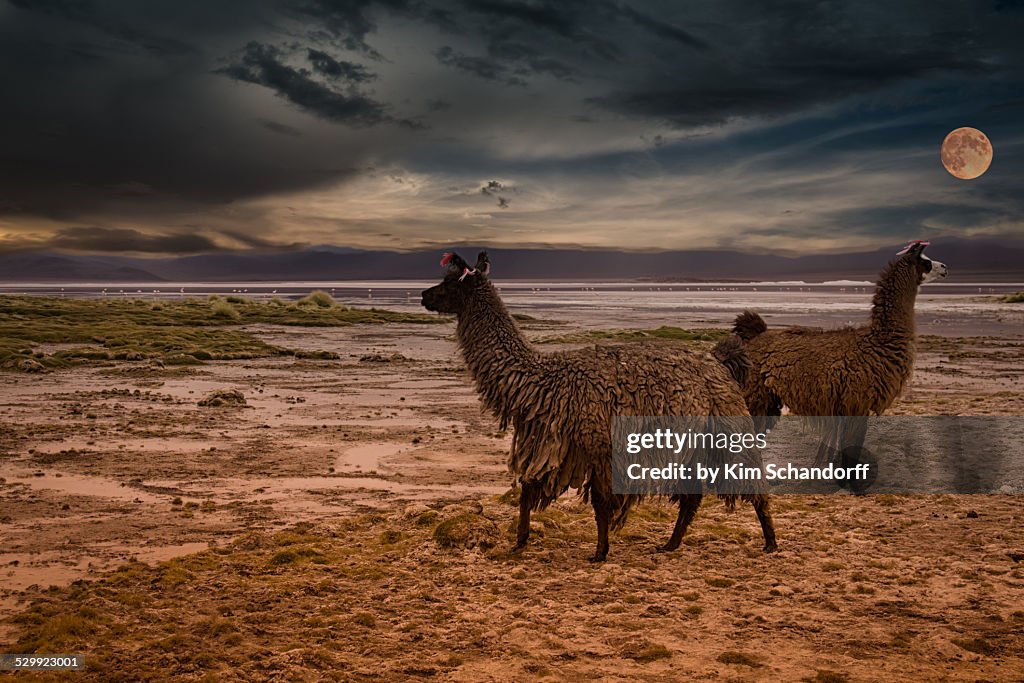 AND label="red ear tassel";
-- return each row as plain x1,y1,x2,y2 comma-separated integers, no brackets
440,252,454,267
